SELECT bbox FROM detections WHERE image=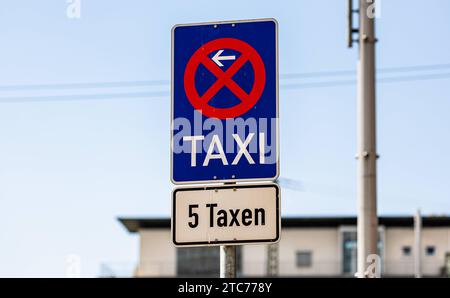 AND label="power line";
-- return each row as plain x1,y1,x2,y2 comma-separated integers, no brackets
281,72,450,90
377,63,450,73
280,63,450,79
1,63,450,92
0,80,170,92
1,70,450,103
0,91,169,103
280,69,354,80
